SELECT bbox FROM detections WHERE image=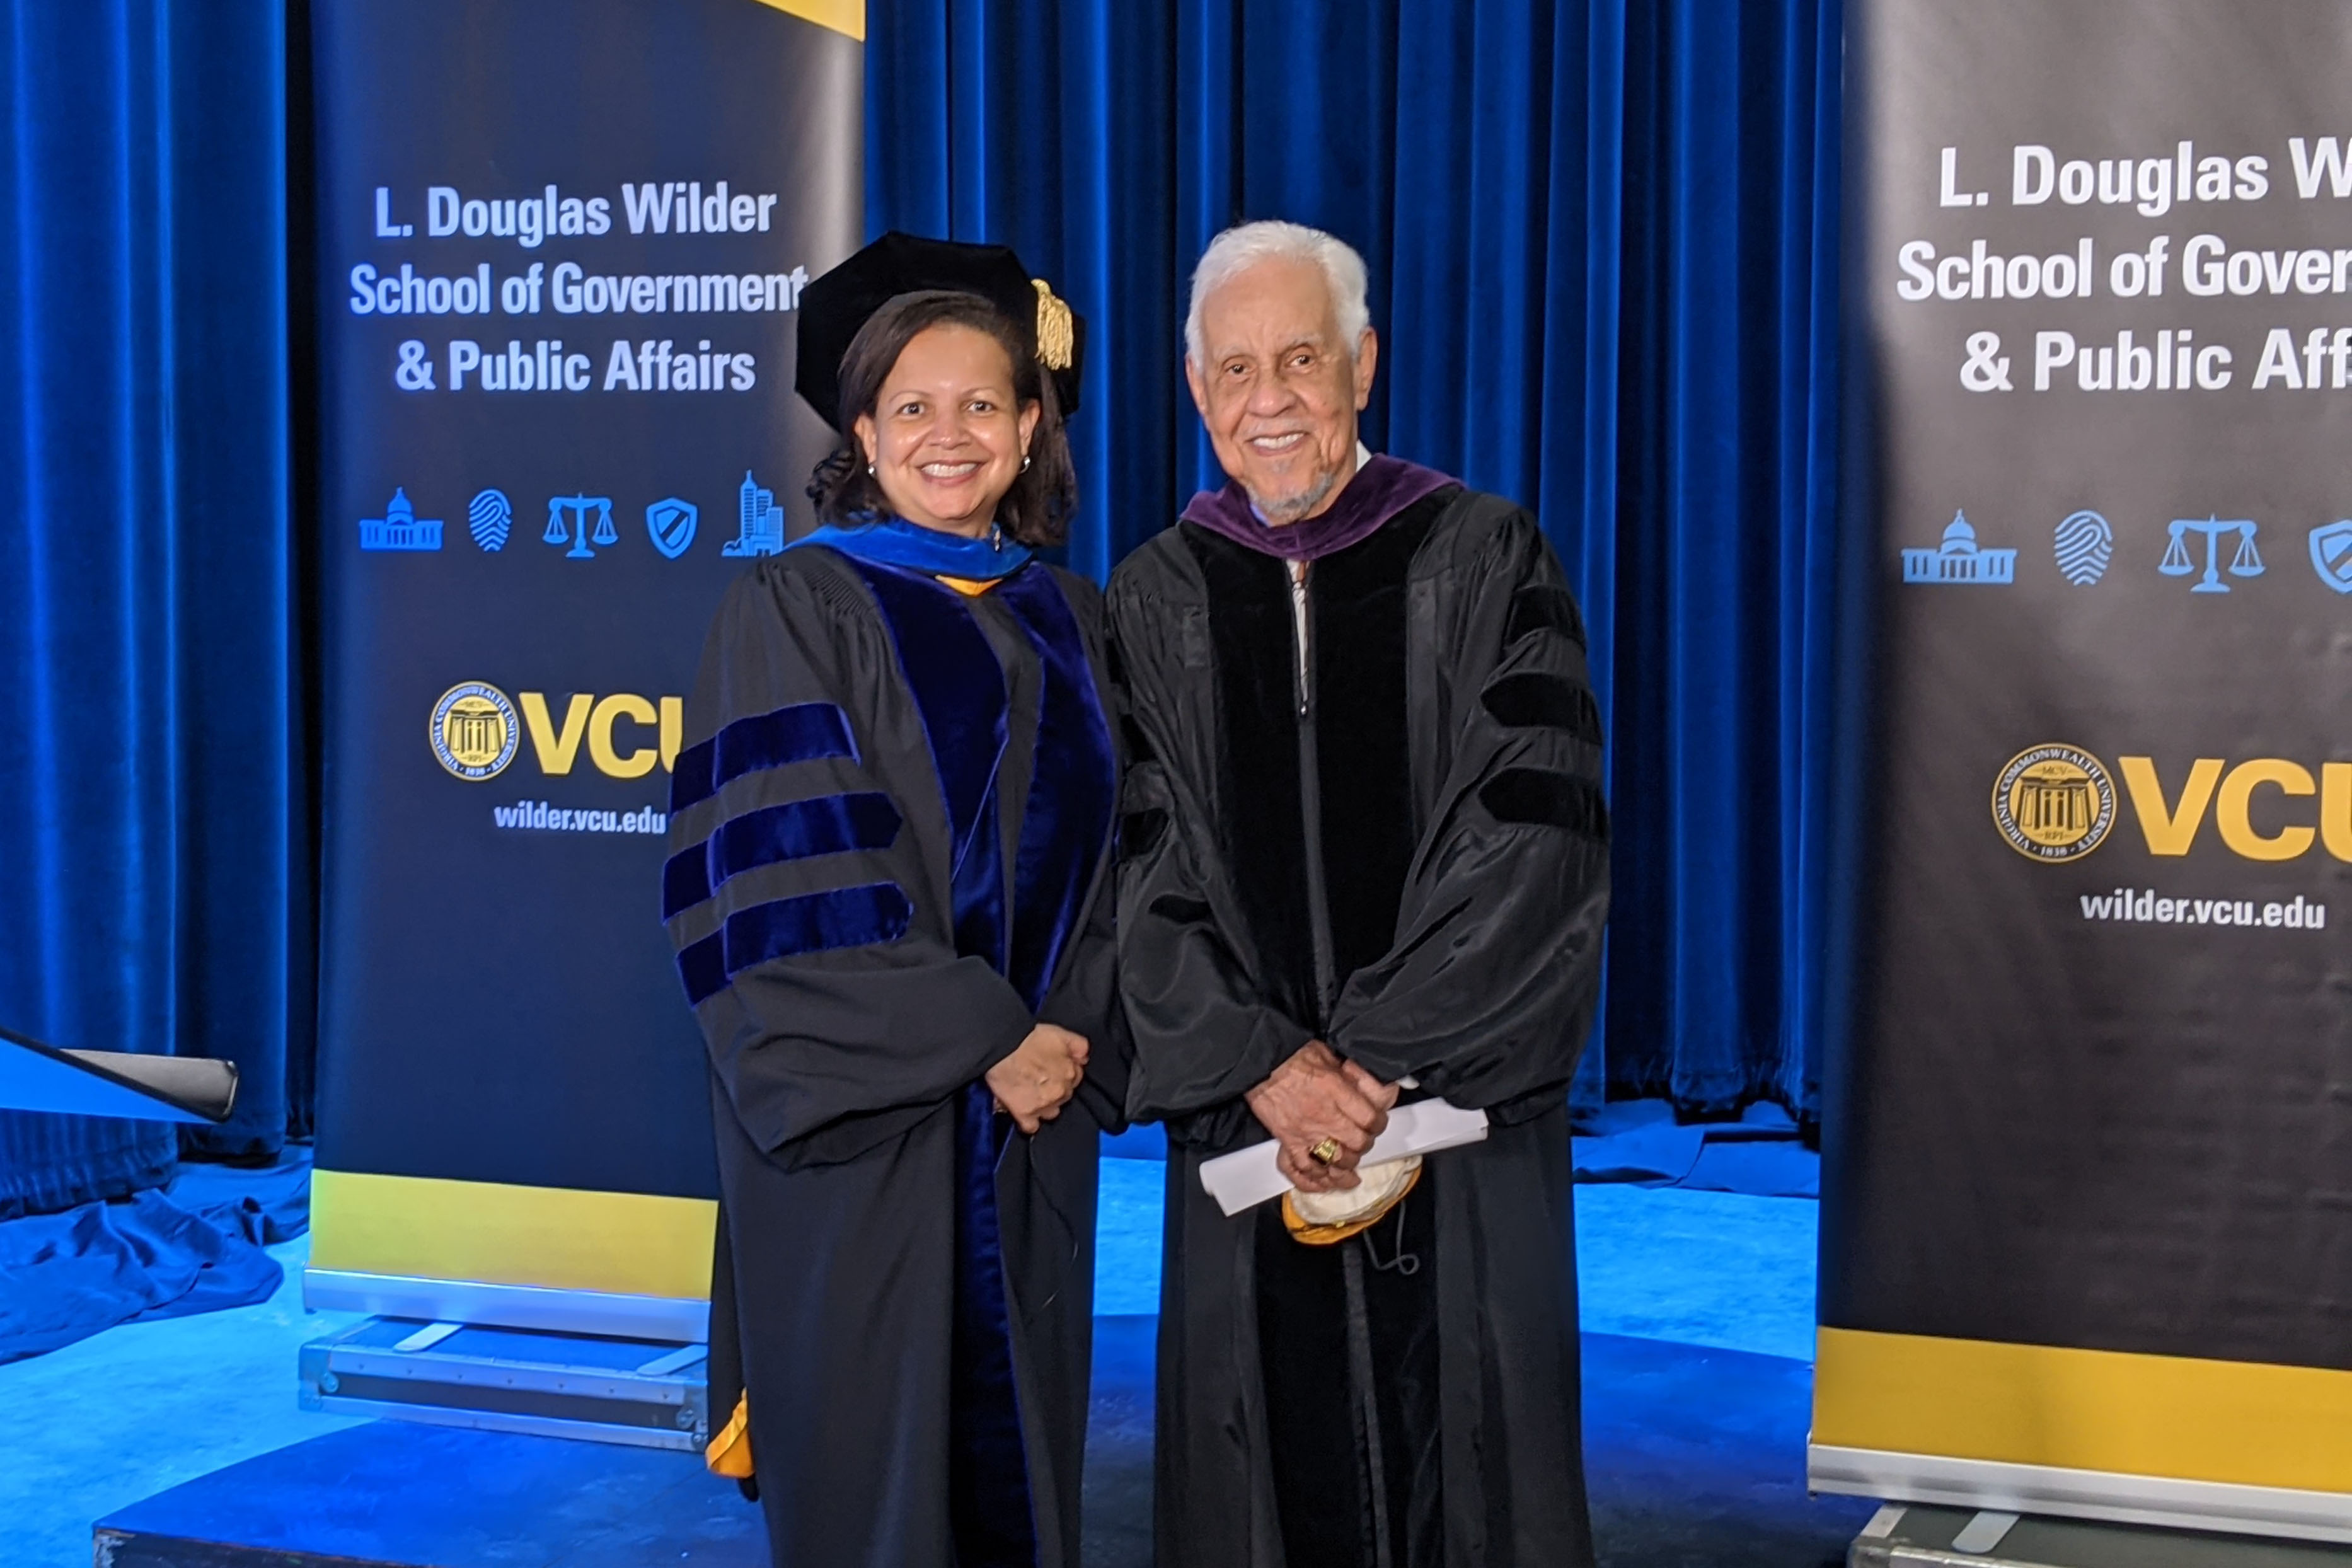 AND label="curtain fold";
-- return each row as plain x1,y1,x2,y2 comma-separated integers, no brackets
869,0,1847,1115
0,1,306,1210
